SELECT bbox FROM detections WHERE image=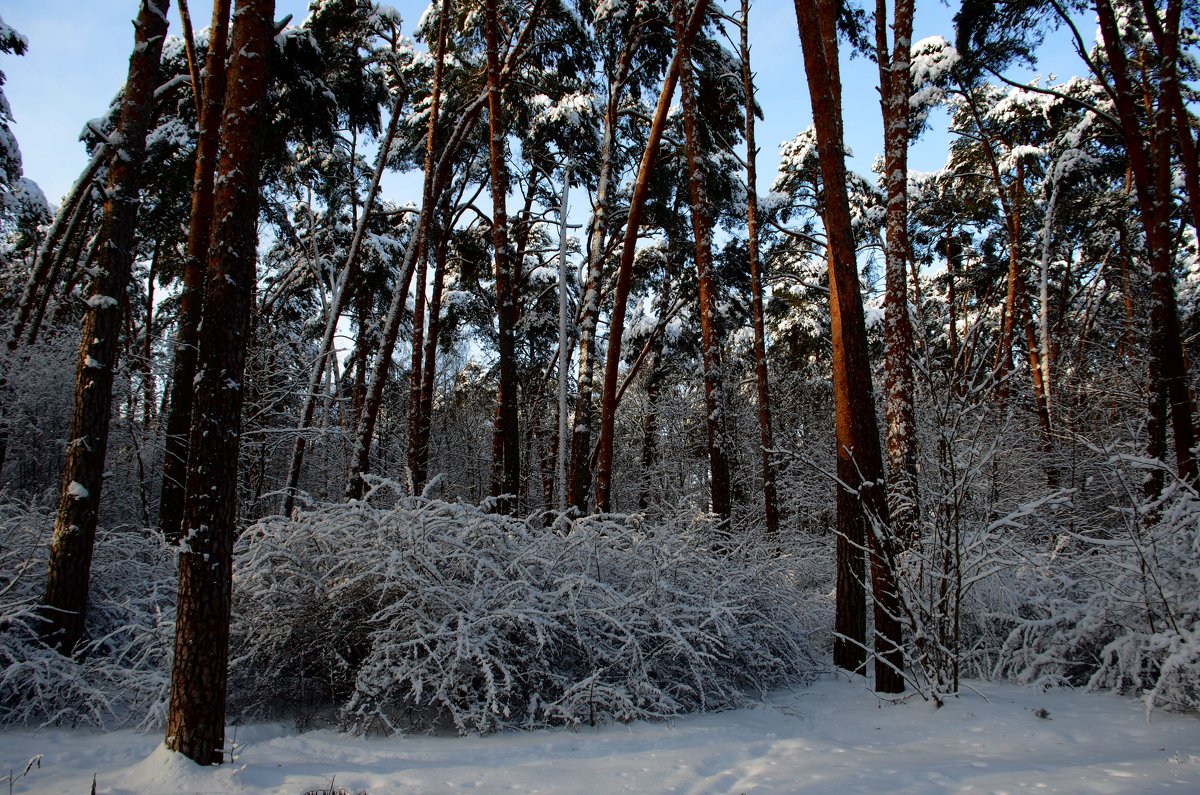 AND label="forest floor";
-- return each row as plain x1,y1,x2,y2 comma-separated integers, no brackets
4,674,1199,794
